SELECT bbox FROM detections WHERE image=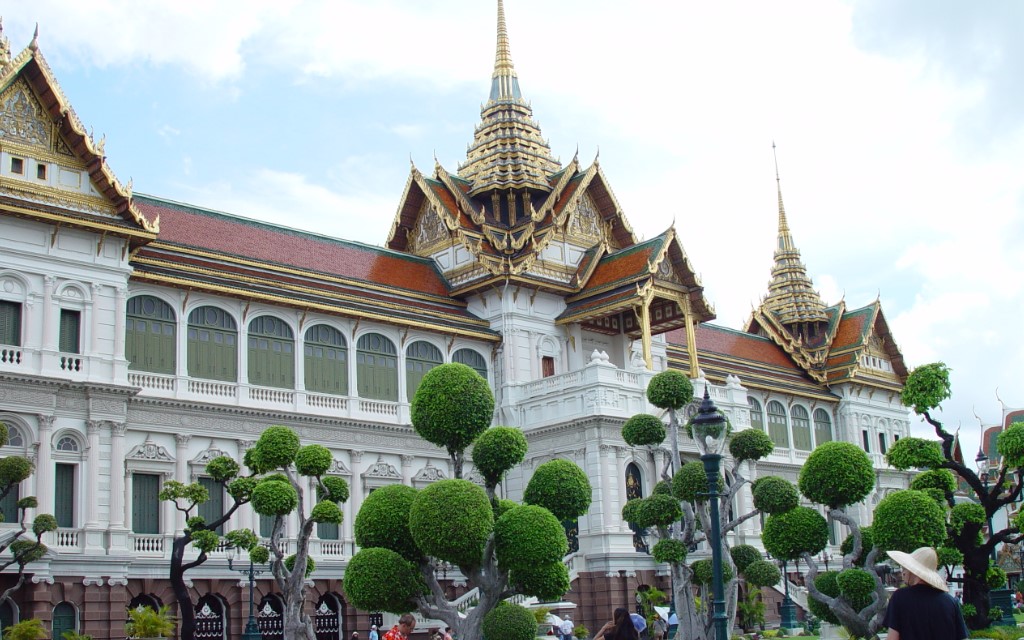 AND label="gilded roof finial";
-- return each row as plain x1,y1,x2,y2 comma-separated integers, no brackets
490,0,521,102
29,23,39,52
0,17,10,66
